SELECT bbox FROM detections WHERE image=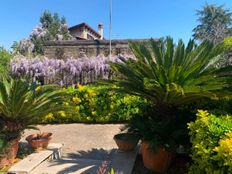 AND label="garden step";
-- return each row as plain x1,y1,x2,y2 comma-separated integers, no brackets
30,158,110,174
7,143,63,174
